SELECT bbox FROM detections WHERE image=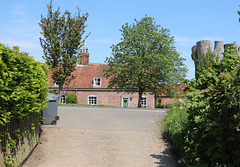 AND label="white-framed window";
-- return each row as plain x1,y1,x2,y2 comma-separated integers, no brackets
61,95,66,104
93,78,101,86
88,96,97,105
141,97,147,106
53,82,59,87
